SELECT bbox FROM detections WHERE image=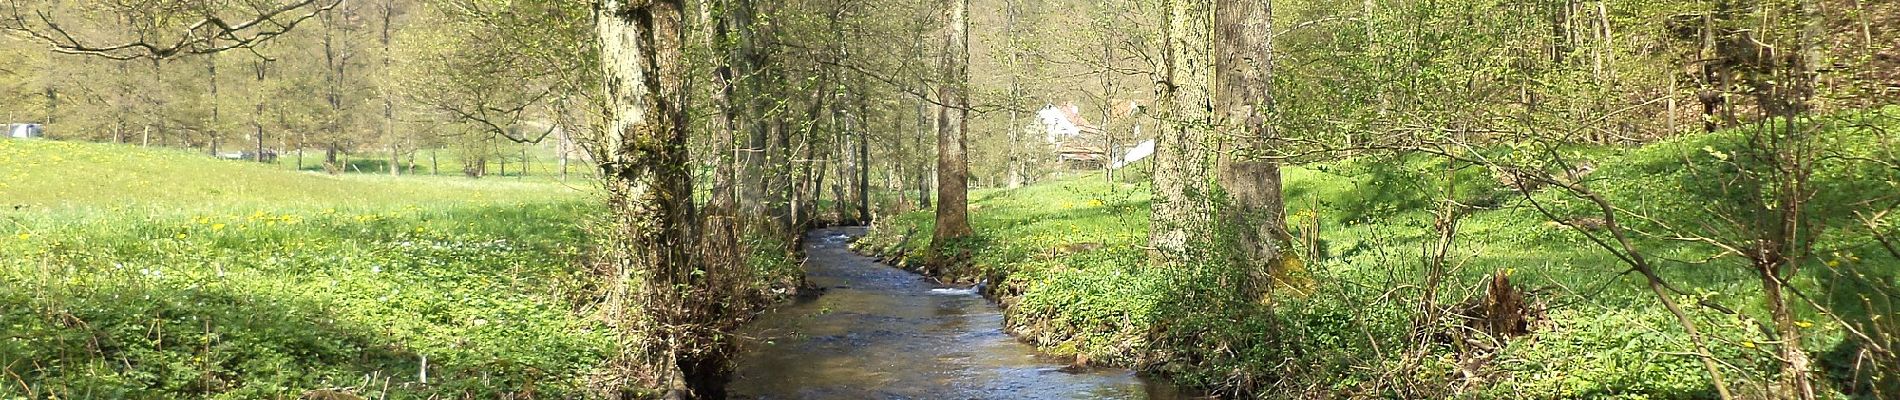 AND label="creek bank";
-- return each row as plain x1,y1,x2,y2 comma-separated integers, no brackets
726,227,1187,399
843,226,1214,396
